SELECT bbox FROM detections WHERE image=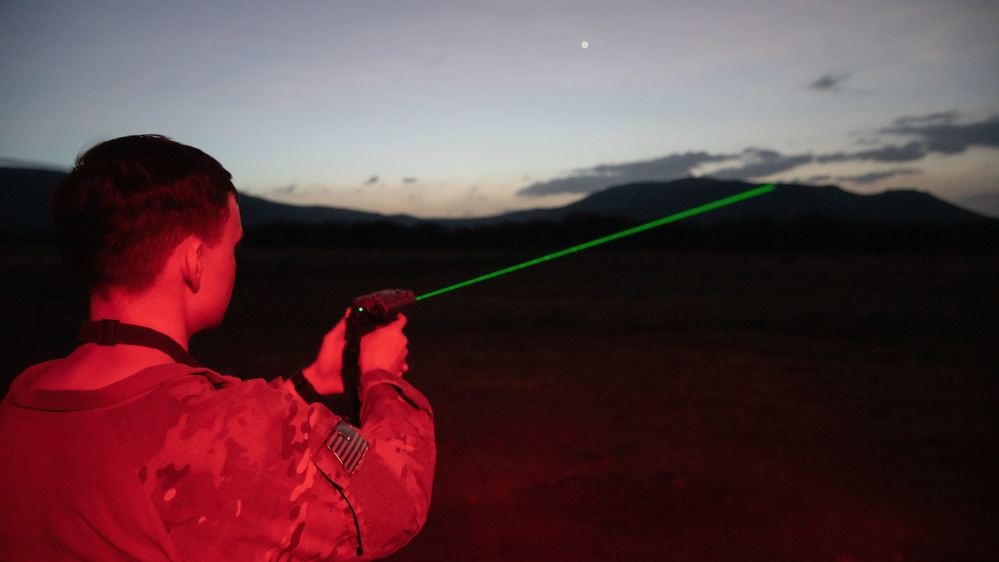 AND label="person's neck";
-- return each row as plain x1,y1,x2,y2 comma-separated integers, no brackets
89,289,192,351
